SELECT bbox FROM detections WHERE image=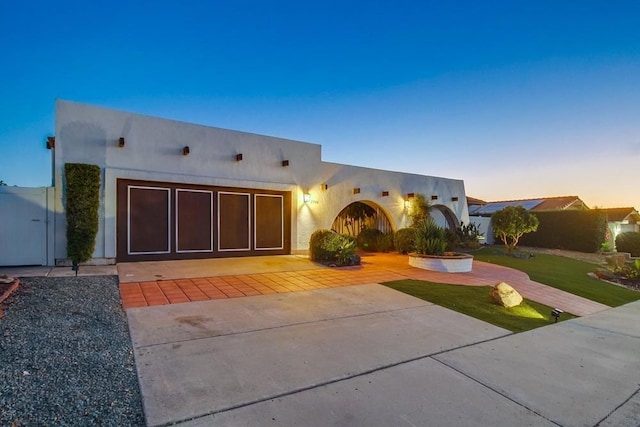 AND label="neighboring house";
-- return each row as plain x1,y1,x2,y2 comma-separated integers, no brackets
600,207,640,250
11,99,469,267
468,196,588,244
